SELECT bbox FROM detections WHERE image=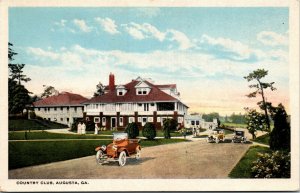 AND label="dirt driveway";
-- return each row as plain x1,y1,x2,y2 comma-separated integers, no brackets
9,140,250,179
